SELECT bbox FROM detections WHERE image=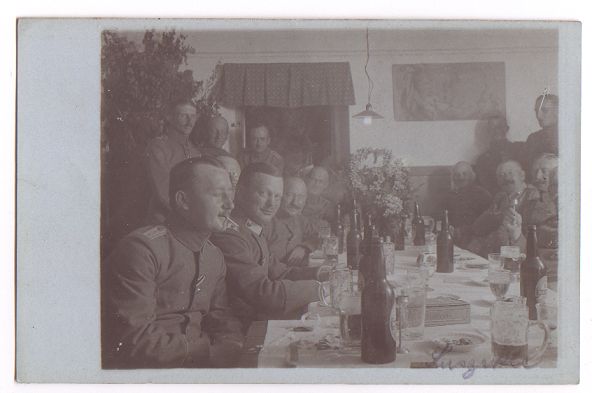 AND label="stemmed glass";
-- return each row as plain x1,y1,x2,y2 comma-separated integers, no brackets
418,252,436,292
487,263,511,301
